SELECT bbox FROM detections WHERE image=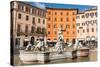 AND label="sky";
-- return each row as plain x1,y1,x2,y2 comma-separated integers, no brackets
41,2,97,11
26,1,97,11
